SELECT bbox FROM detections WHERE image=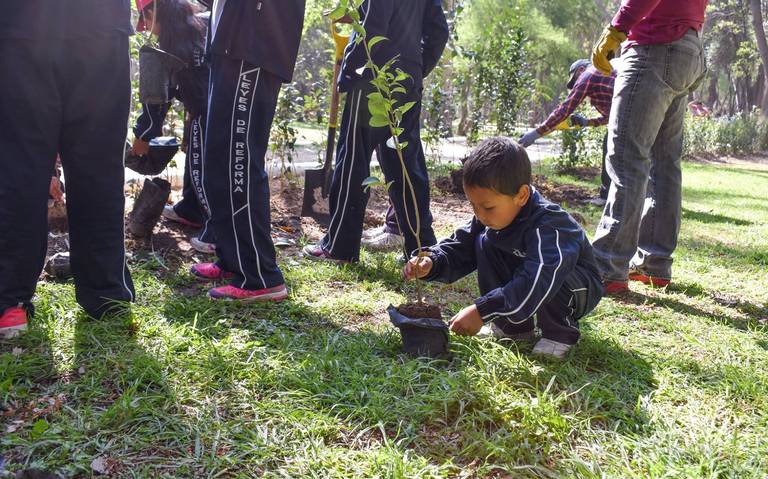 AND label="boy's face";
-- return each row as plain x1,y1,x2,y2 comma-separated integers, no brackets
464,184,530,231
